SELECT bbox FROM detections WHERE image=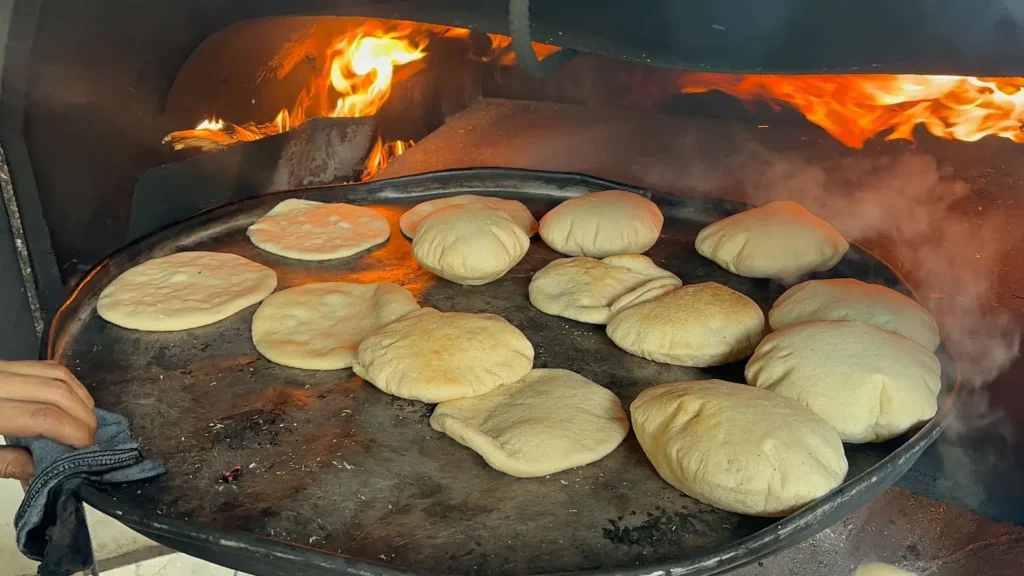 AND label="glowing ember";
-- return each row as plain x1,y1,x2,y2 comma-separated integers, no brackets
163,116,282,152
195,118,224,131
680,73,1024,148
